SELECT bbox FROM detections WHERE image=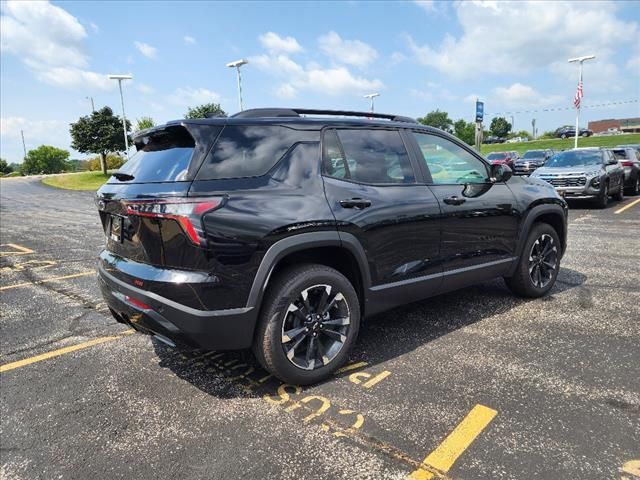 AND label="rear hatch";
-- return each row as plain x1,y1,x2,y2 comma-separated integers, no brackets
96,123,221,269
